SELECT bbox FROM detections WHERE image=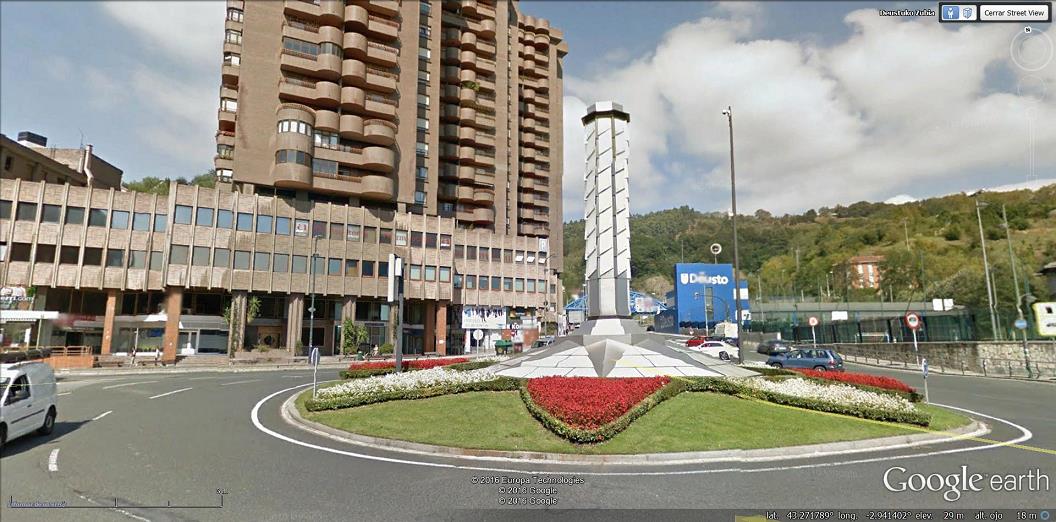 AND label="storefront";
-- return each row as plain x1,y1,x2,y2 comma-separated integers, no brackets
0,310,59,348
53,314,228,356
